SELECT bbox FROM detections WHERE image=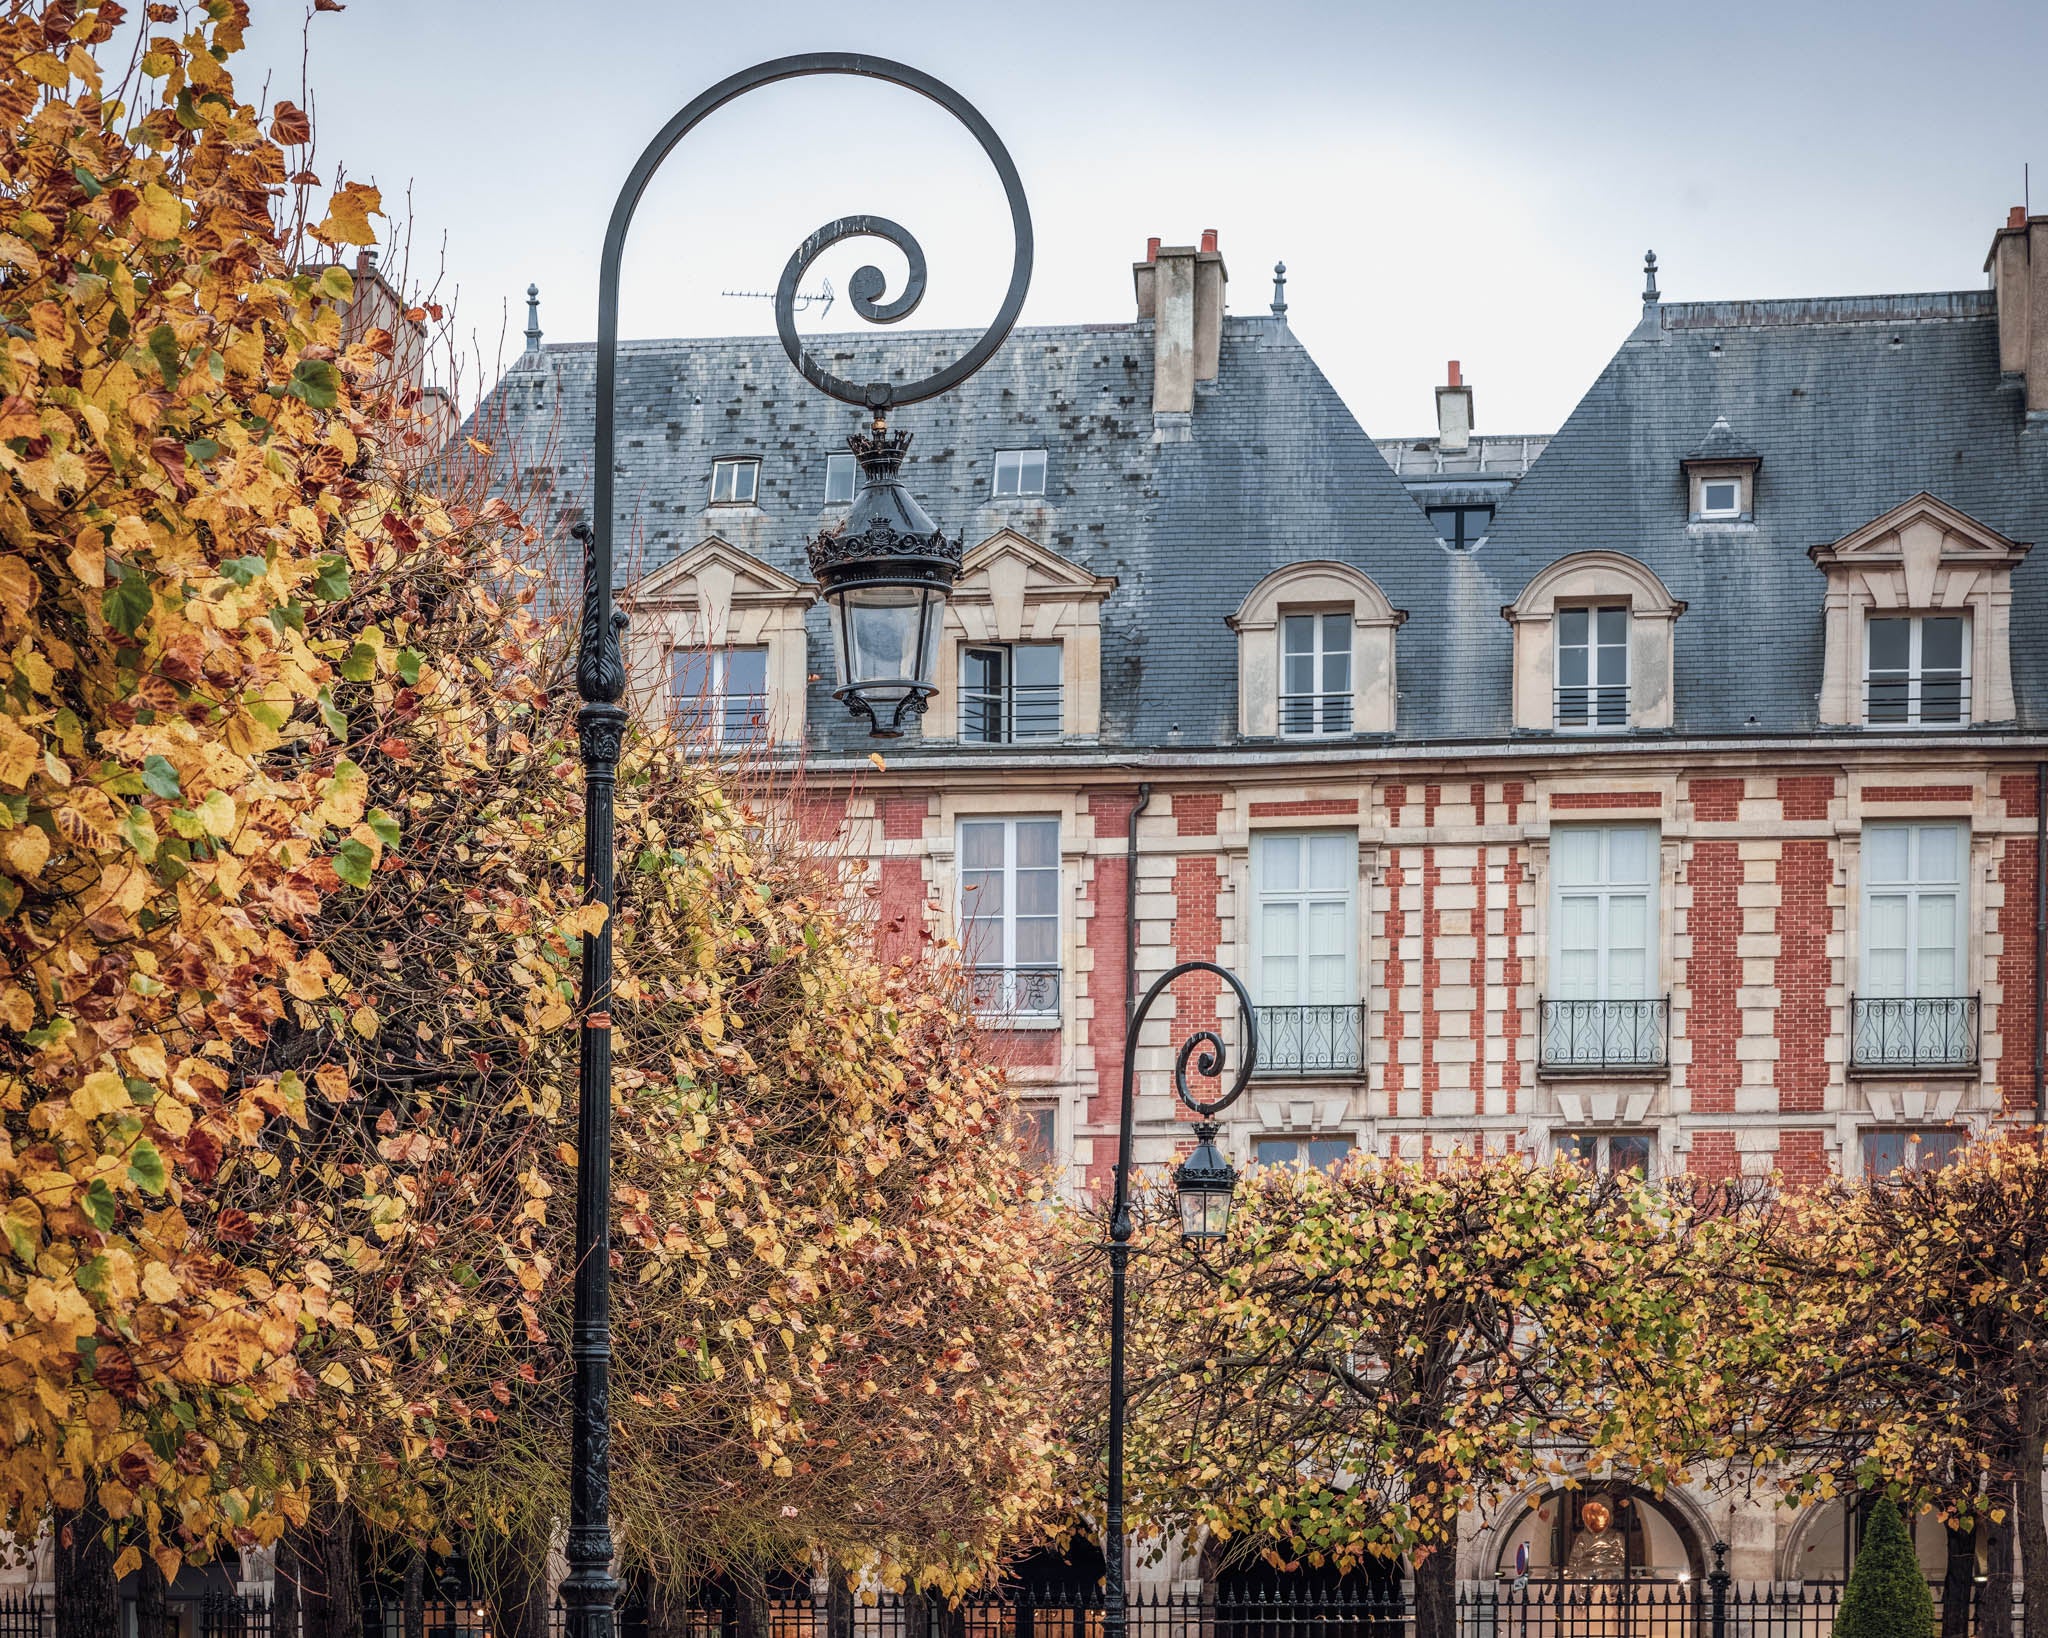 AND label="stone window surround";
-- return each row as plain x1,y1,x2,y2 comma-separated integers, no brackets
924,530,1117,743
1504,553,1685,733
619,536,811,746
1688,462,1754,523
1228,561,1405,739
1809,492,2029,728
